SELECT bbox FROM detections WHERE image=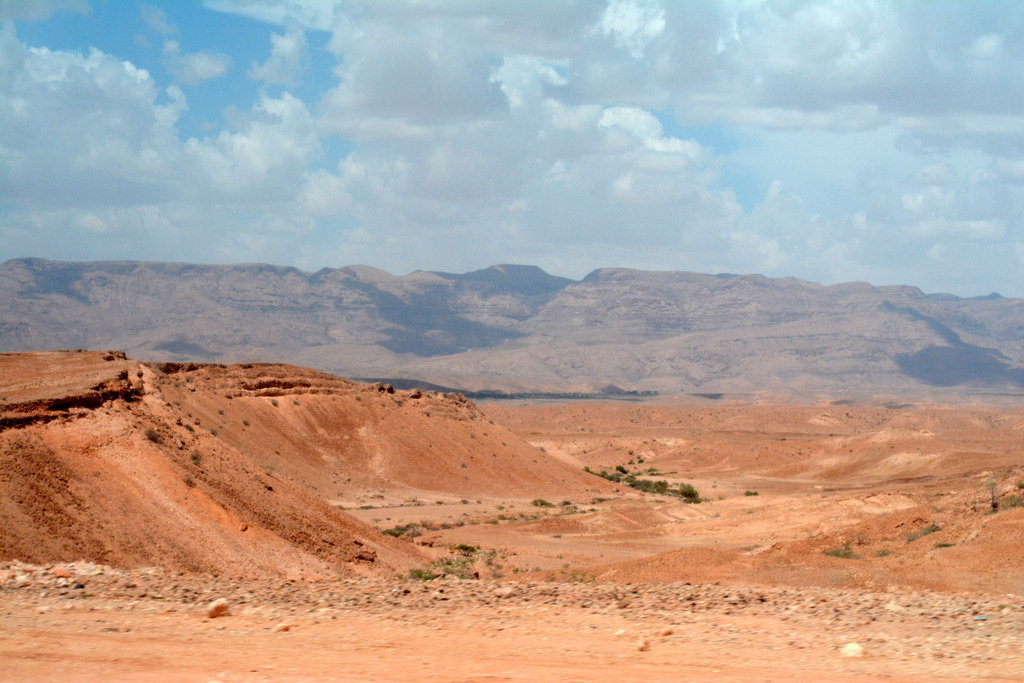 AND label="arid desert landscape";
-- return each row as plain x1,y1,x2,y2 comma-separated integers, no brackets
8,1,1024,679
2,349,1023,681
